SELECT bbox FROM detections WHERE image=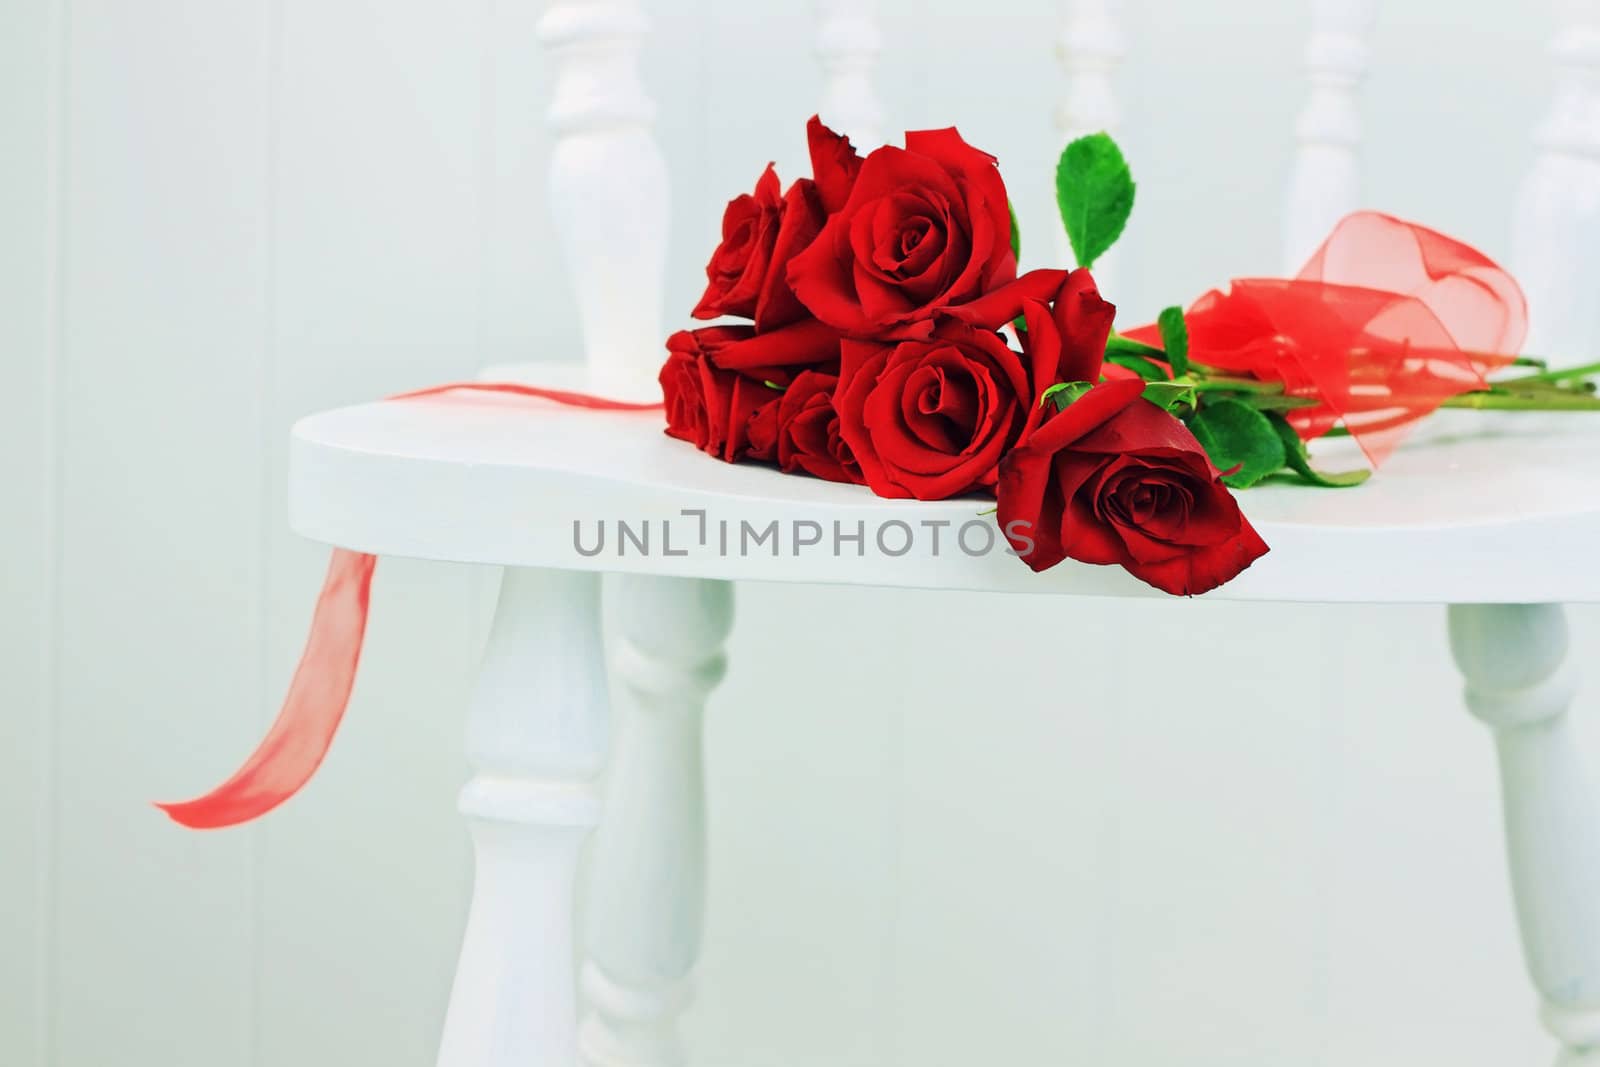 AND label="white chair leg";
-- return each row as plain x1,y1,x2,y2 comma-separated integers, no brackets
1449,603,1600,1065
580,576,734,1067
438,567,612,1067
